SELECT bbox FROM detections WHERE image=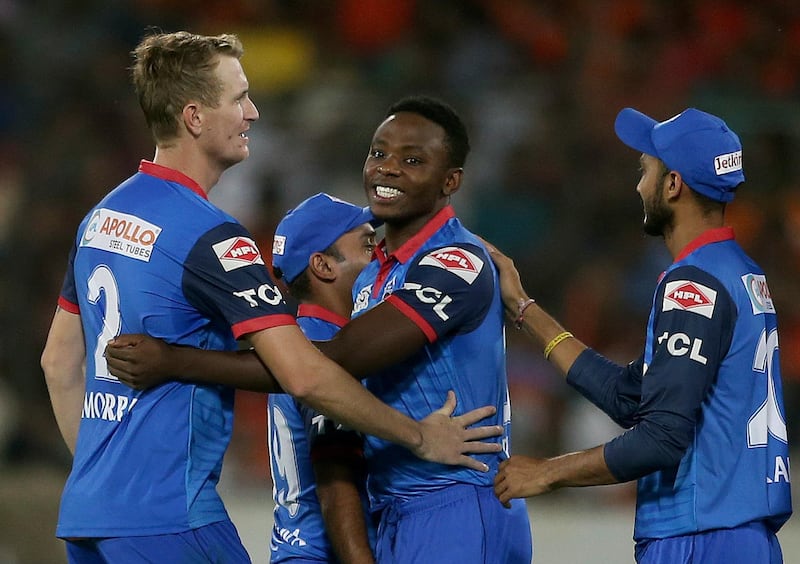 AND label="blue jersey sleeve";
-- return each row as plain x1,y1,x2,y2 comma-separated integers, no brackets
58,240,79,310
603,265,736,482
386,243,494,342
567,349,644,427
182,222,295,338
